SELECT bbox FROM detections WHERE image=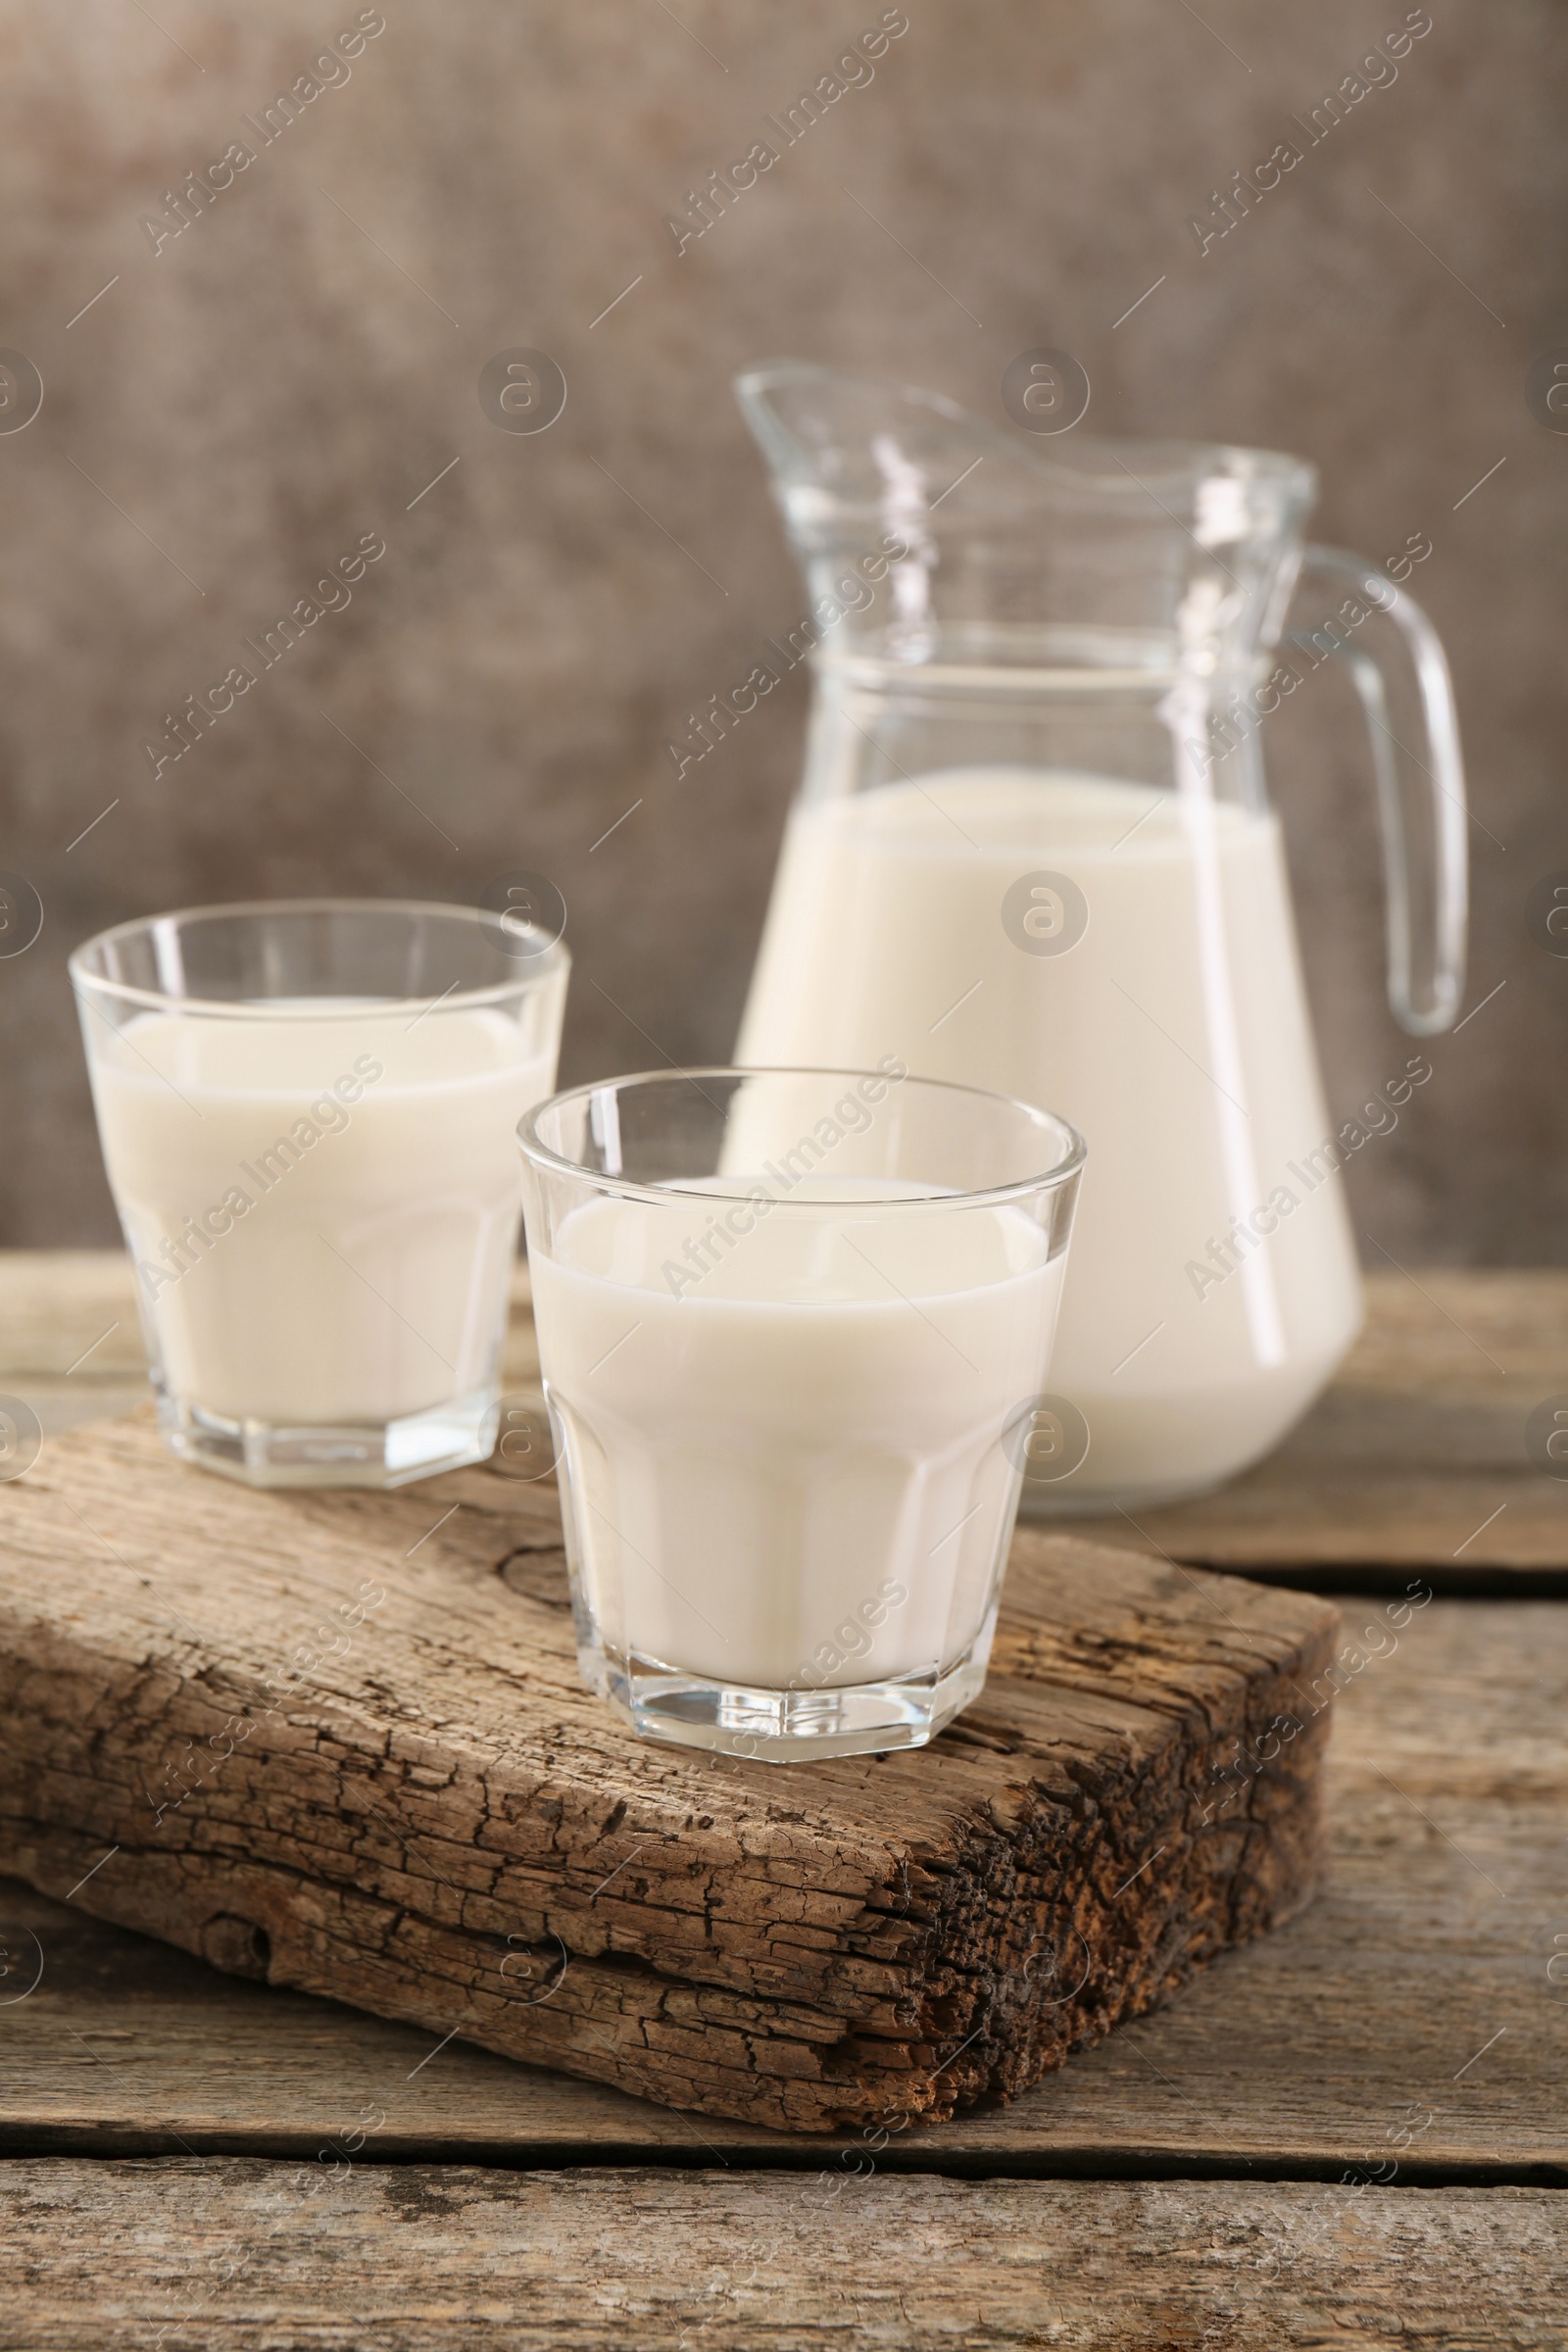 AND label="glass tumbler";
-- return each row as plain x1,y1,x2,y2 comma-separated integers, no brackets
72,899,568,1487
517,1065,1083,1761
